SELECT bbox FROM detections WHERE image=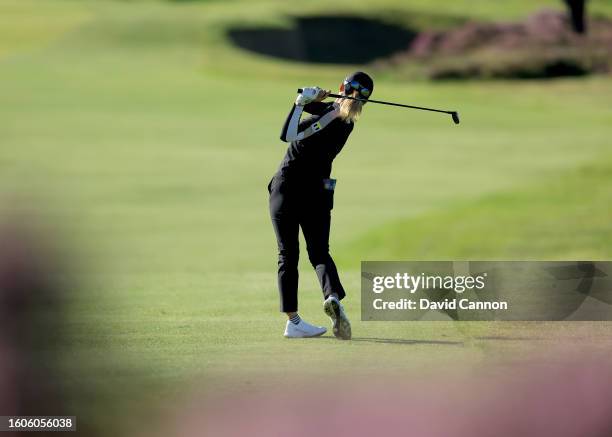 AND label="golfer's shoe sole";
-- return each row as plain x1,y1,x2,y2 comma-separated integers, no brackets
324,298,351,340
